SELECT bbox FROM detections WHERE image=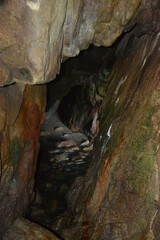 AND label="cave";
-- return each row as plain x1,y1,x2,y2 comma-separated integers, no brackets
27,45,115,231
1,1,160,240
